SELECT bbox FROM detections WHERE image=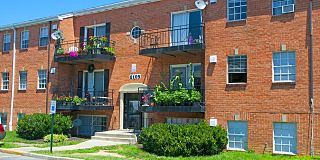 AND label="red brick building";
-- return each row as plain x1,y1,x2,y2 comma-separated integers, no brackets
0,0,319,156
